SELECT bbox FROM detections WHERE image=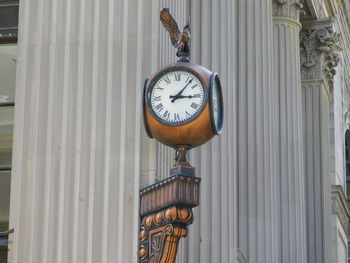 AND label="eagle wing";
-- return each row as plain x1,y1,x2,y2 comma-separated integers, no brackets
160,8,181,47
